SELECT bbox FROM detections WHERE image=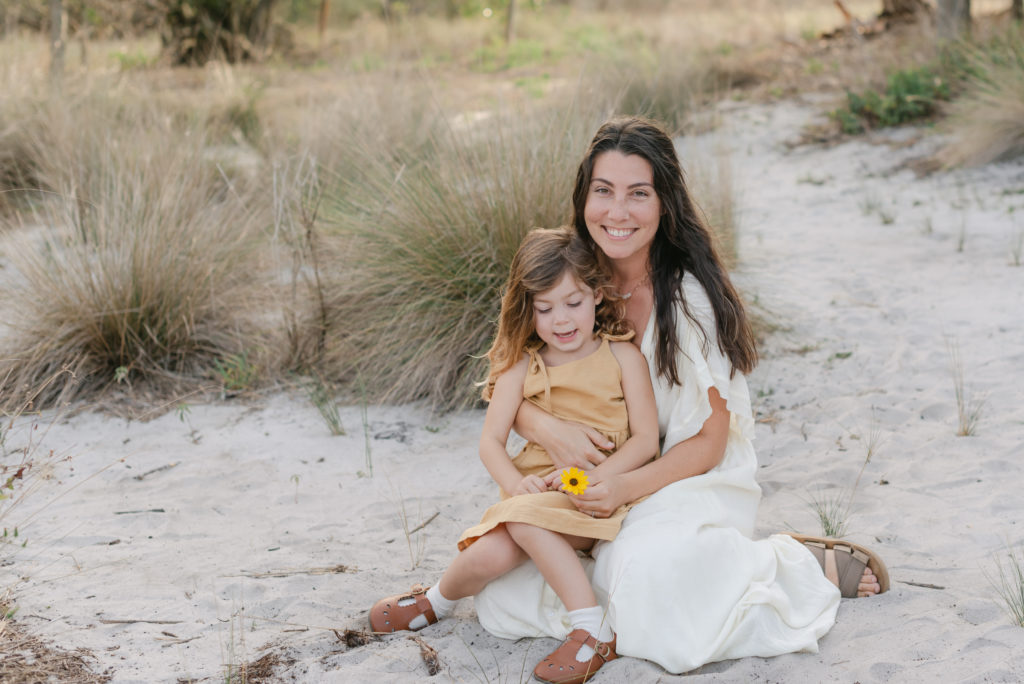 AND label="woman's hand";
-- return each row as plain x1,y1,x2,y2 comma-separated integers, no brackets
513,474,549,496
516,402,613,470
541,419,613,471
566,473,632,518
